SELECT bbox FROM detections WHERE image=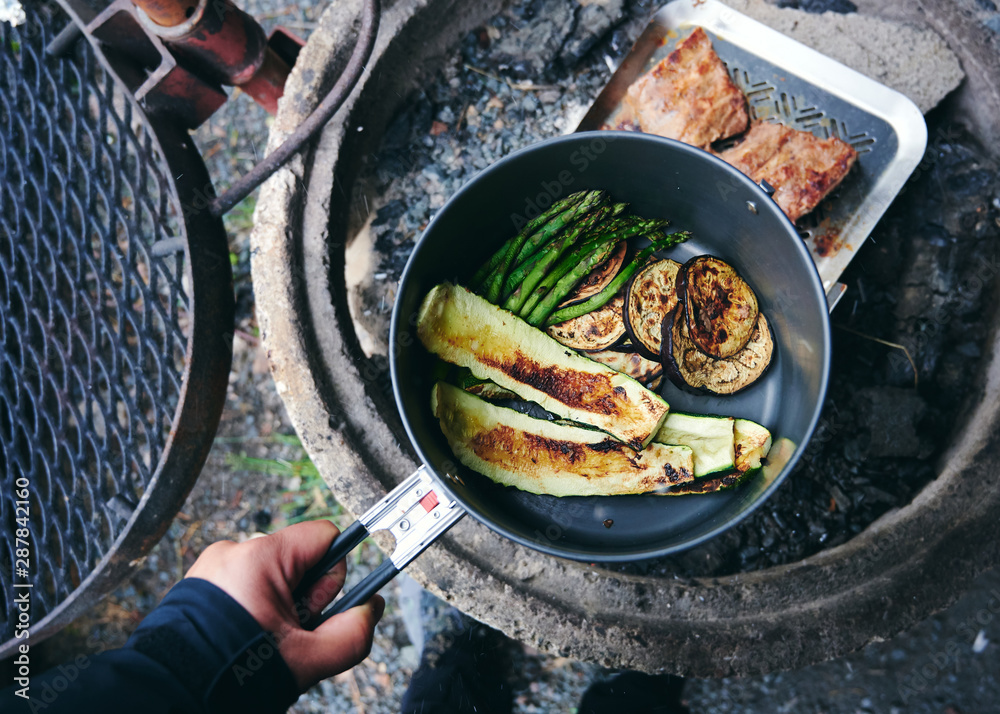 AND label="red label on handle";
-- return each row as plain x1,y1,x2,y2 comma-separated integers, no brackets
419,491,439,512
